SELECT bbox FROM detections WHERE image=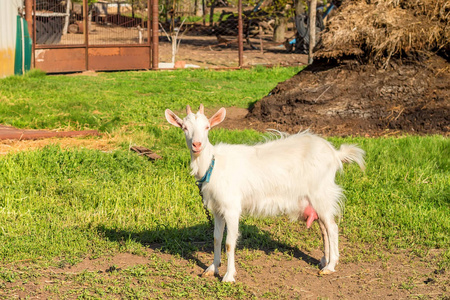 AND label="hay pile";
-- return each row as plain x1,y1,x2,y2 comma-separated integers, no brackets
317,0,449,65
